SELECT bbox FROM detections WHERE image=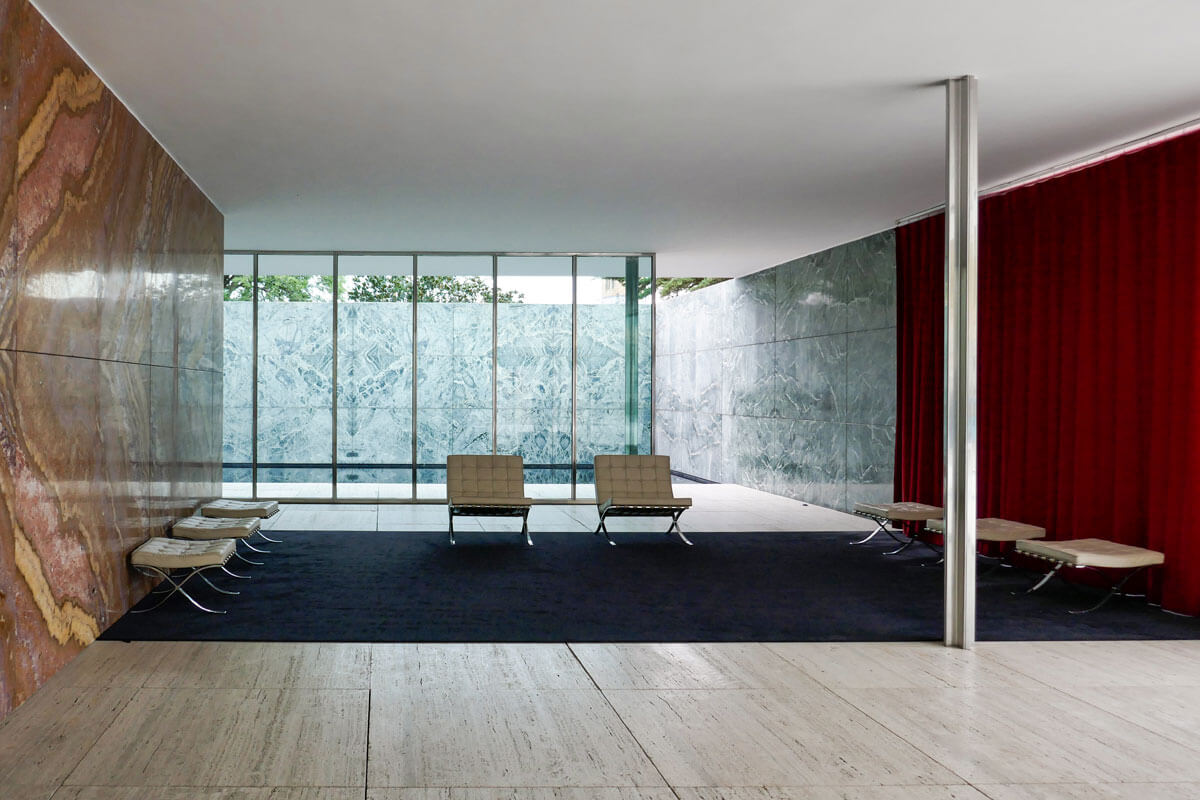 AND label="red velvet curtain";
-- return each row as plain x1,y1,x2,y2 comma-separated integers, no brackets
896,130,1200,615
